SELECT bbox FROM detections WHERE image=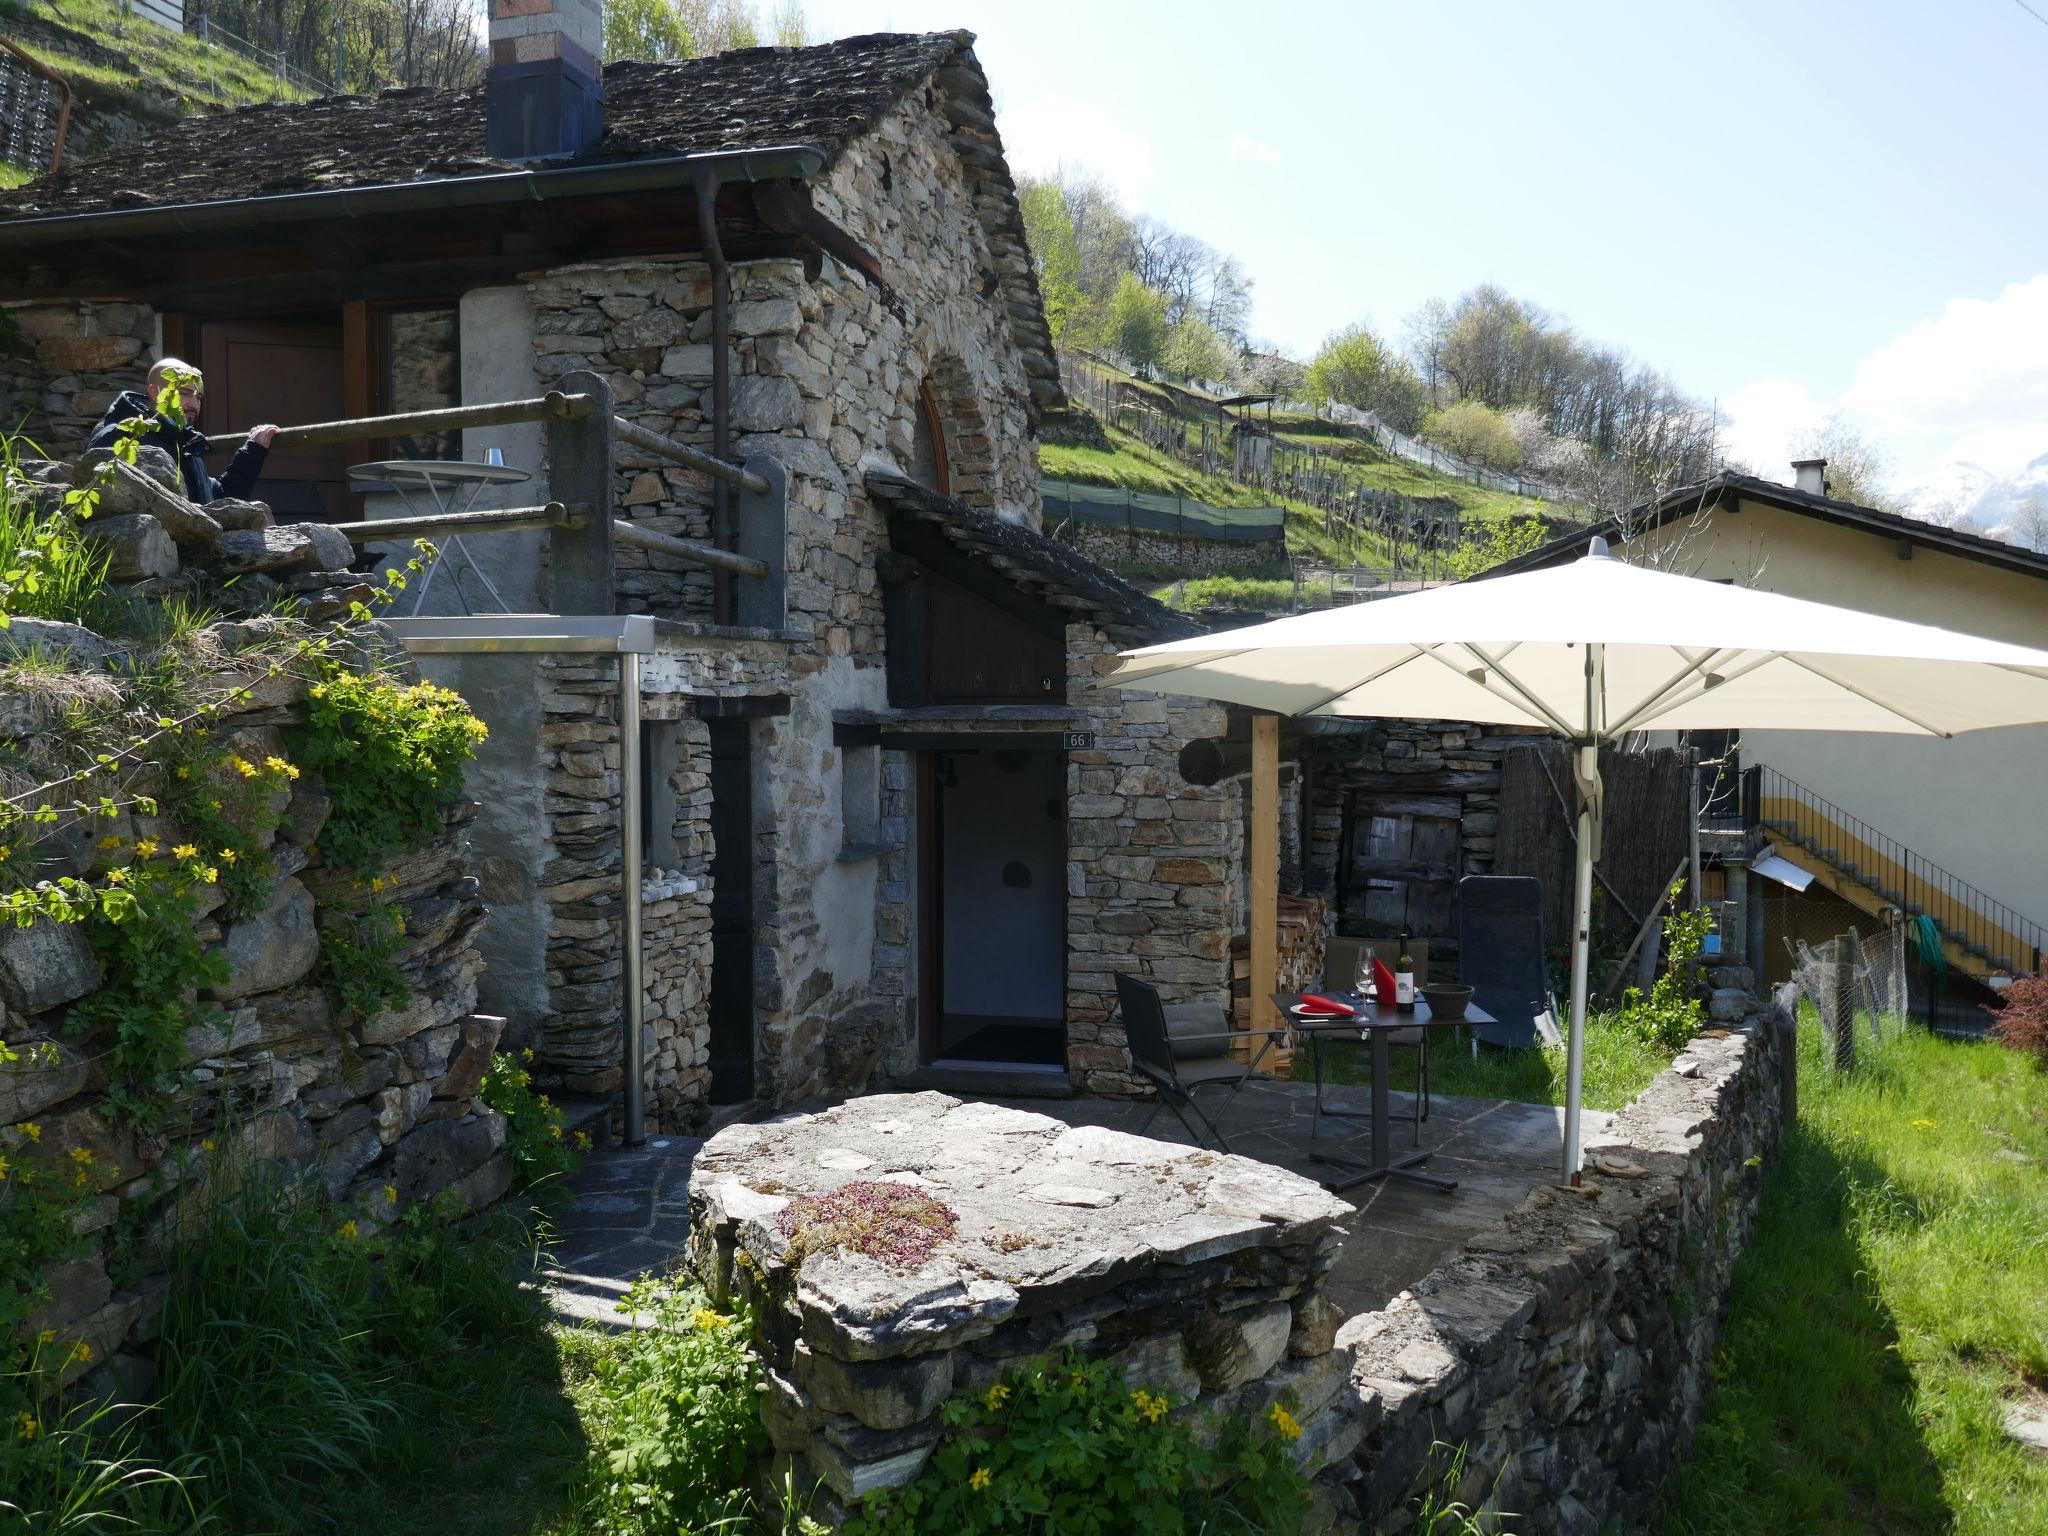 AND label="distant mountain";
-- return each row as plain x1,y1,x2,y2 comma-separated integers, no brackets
1896,452,2048,551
